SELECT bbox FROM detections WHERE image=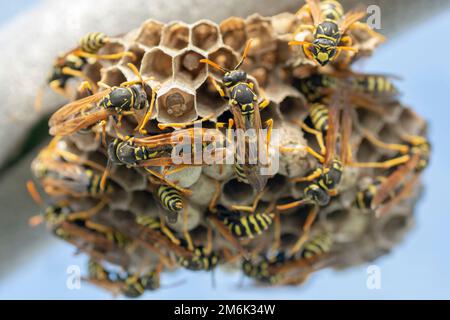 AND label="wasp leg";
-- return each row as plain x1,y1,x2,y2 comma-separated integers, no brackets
270,213,282,252
26,180,44,207
276,199,310,212
76,50,136,61
363,129,409,154
78,80,94,95
49,80,70,98
264,118,273,154
209,75,229,101
205,226,213,255
231,191,264,213
349,154,411,169
181,205,194,251
67,200,107,221
280,146,325,164
158,112,216,130
288,41,315,62
208,216,249,258
291,169,322,183
297,121,326,156
62,67,98,92
289,205,318,255
208,181,222,212
158,216,181,245
145,168,192,196
138,88,157,134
